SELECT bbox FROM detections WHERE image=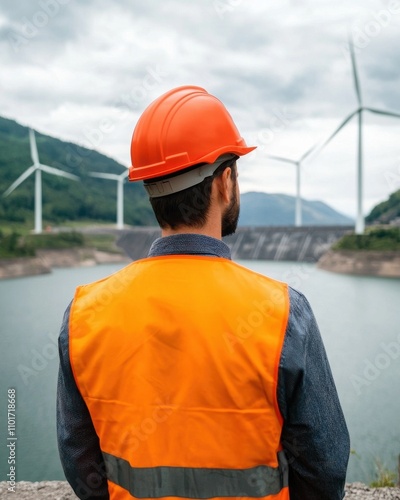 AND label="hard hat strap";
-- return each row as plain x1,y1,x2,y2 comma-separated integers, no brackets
144,154,236,198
